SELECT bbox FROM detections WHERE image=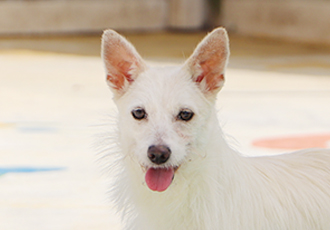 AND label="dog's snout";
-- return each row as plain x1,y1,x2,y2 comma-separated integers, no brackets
147,145,171,165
